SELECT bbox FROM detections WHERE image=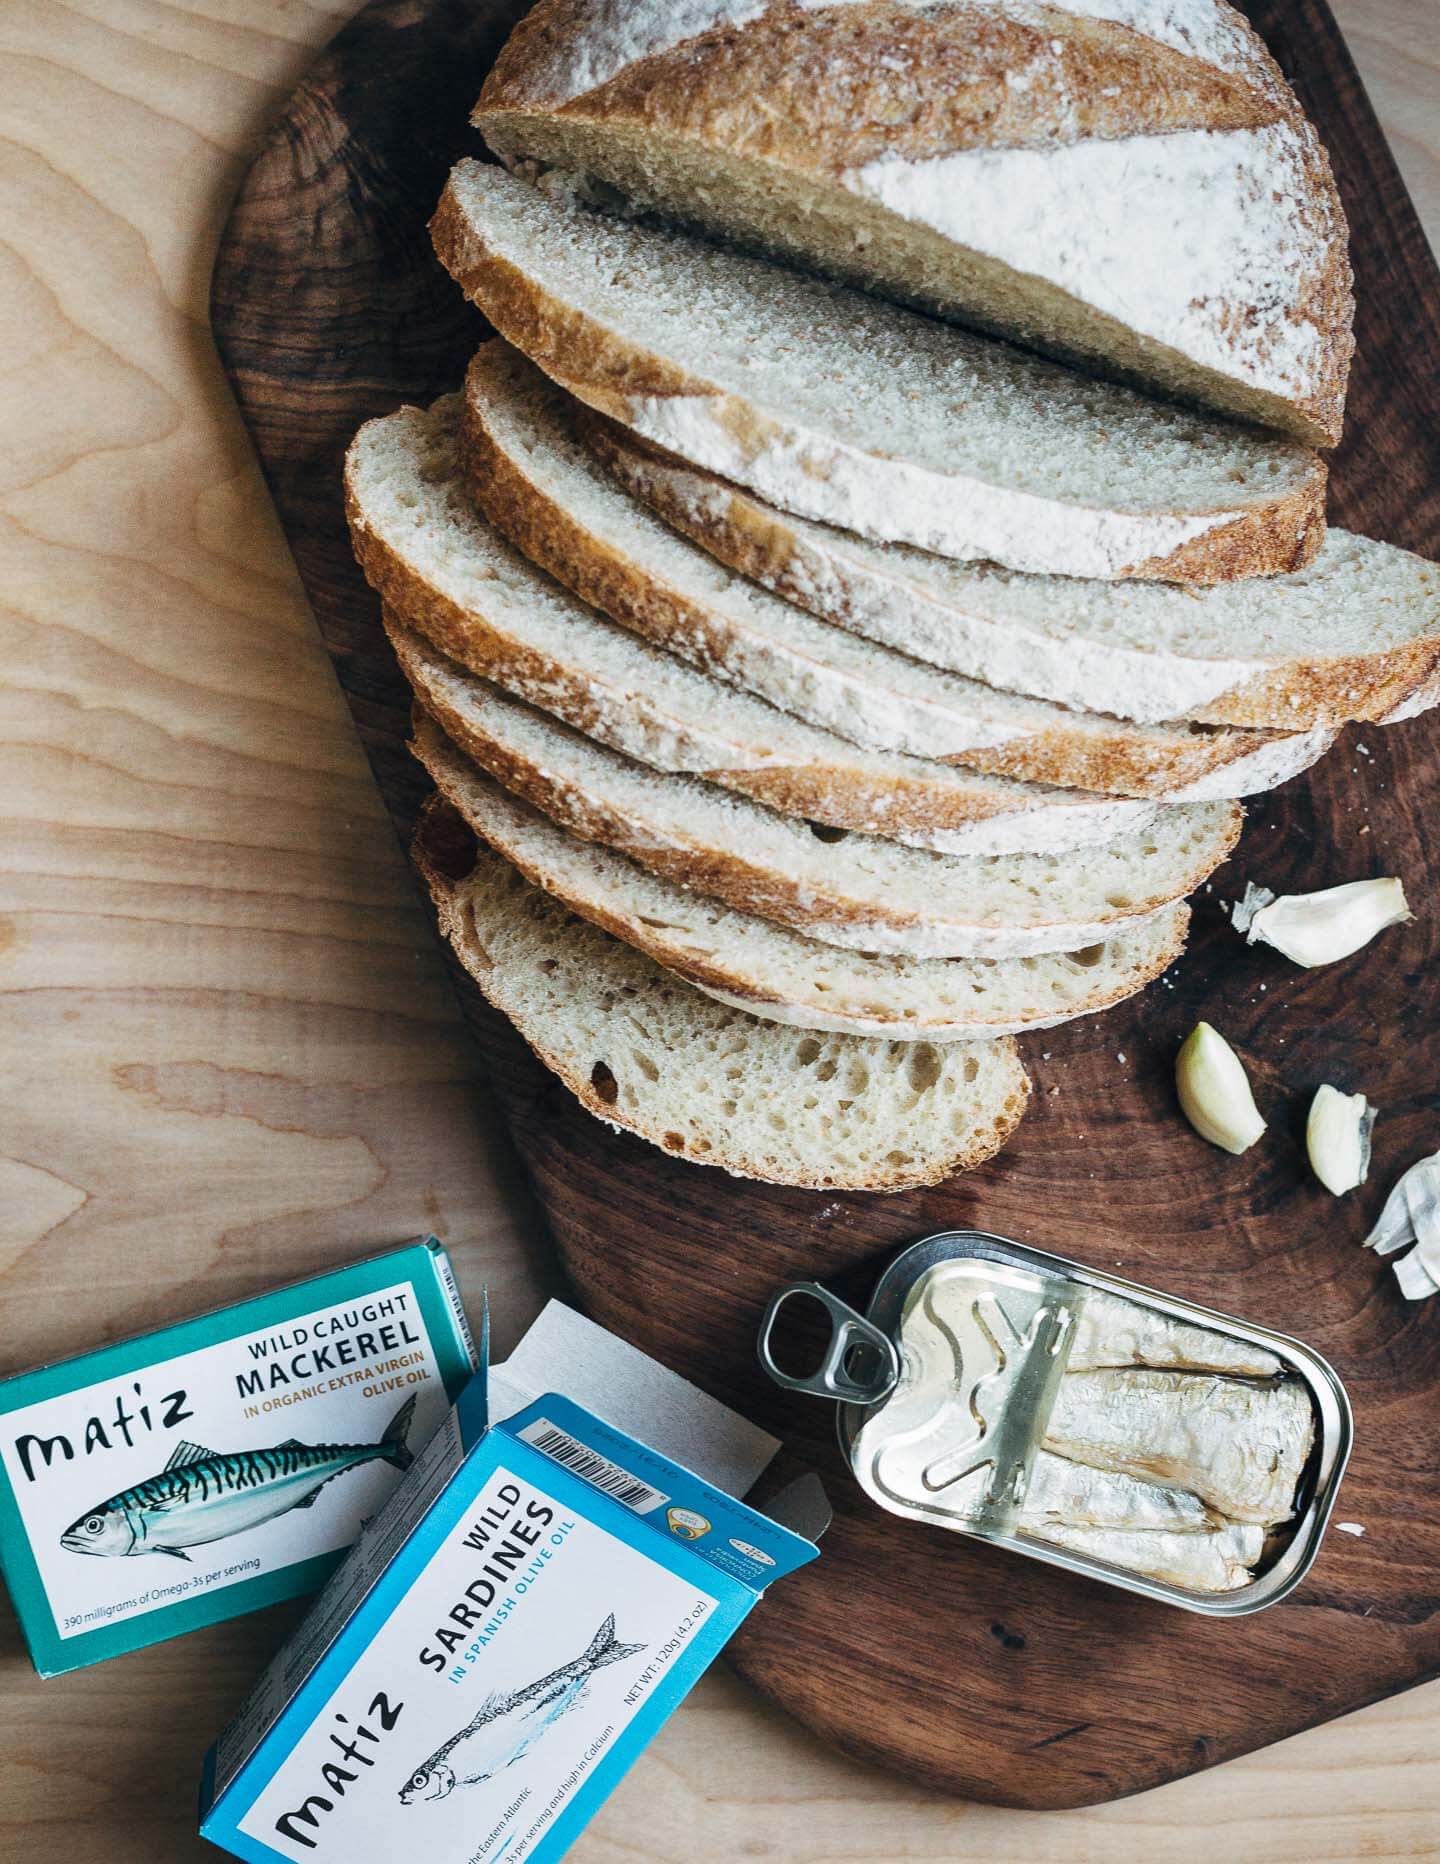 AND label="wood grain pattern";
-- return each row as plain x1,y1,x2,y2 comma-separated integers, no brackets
209,0,1440,1812
4,0,1440,1855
